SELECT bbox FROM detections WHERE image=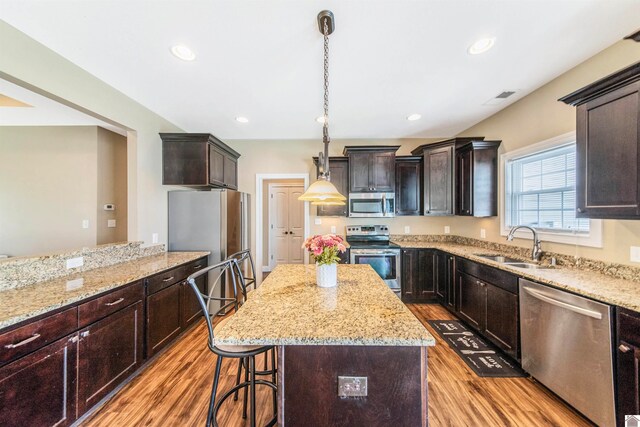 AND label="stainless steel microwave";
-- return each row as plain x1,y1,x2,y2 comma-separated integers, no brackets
348,192,395,217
